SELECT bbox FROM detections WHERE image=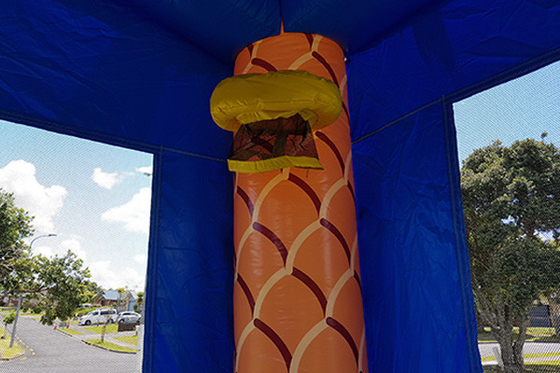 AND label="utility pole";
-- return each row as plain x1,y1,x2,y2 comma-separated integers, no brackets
9,233,57,348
